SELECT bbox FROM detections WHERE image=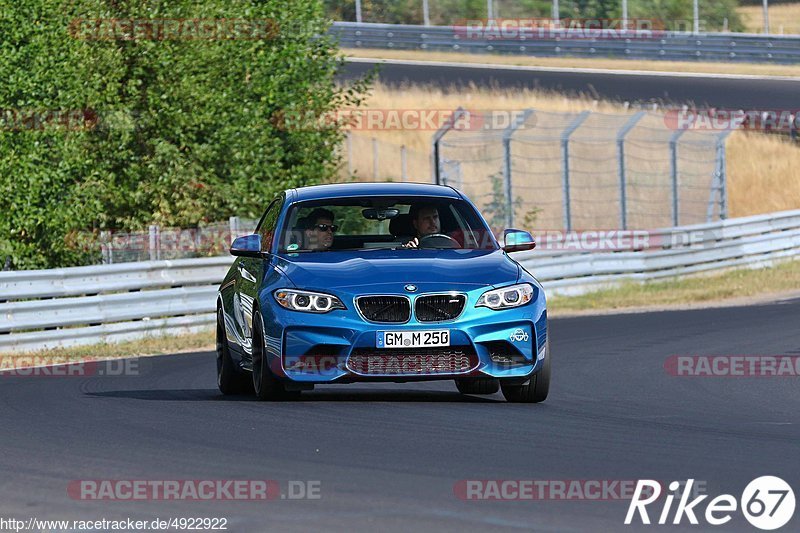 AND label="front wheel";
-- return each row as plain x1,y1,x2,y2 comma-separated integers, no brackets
501,340,550,403
216,308,253,395
252,310,296,401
